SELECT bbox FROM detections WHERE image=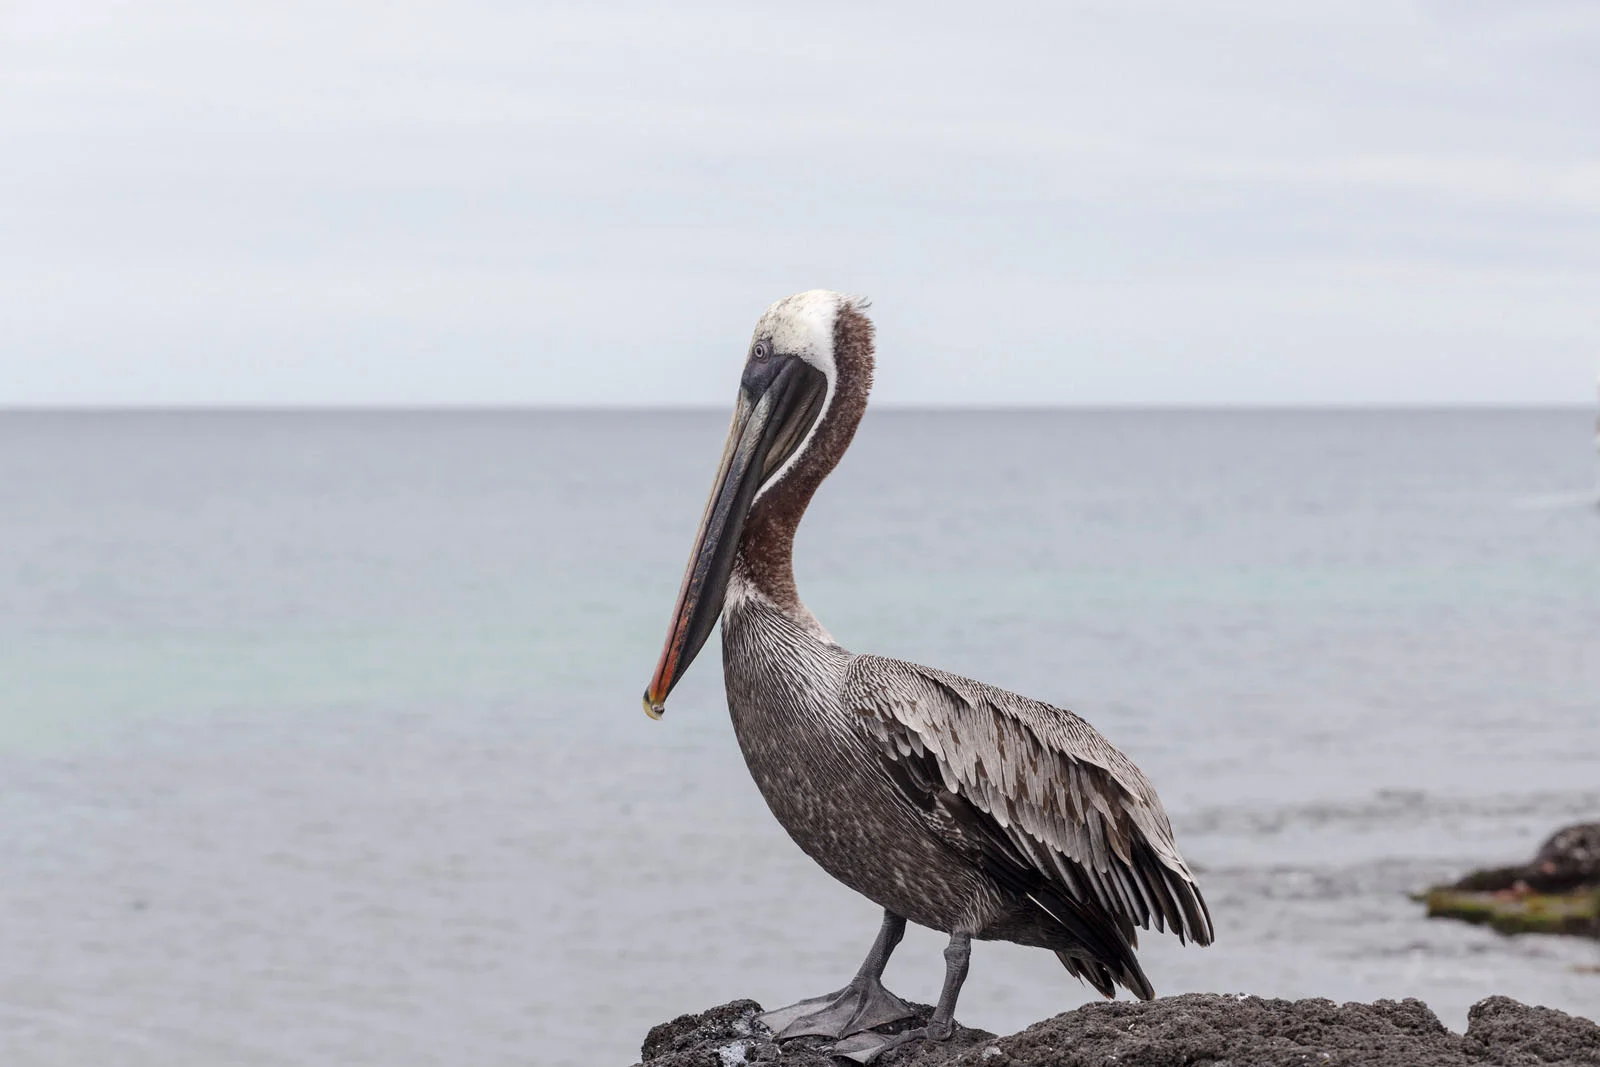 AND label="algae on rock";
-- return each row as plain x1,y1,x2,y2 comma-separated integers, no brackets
1423,887,1599,938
